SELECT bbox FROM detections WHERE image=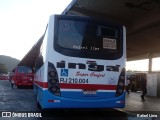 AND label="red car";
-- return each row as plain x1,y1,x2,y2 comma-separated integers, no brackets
11,66,34,88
